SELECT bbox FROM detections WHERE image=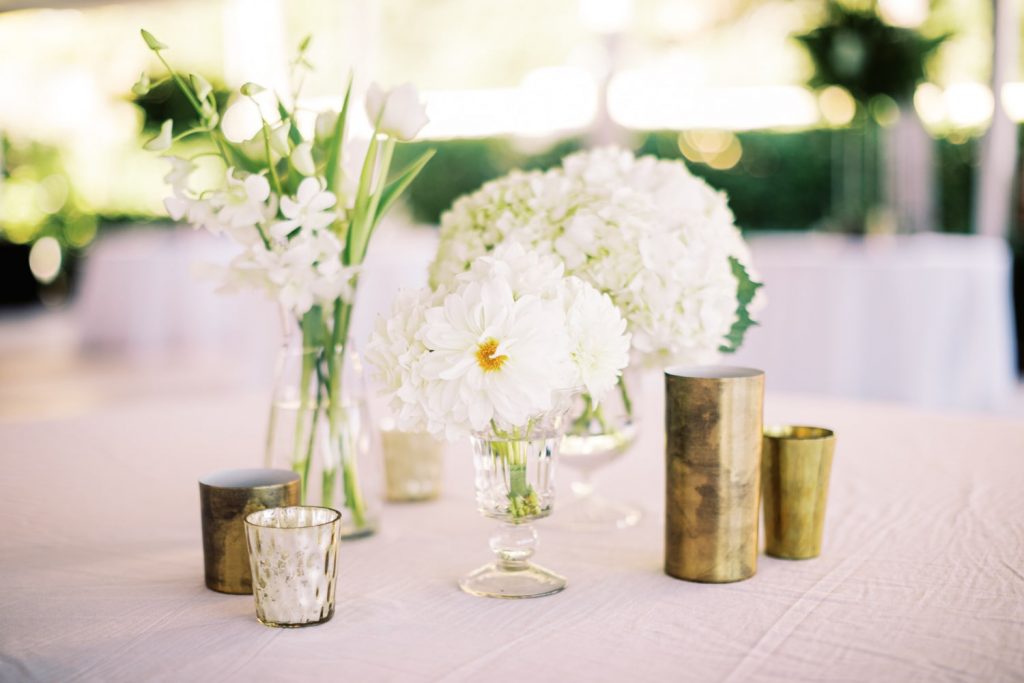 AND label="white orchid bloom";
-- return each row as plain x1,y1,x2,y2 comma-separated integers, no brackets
365,82,429,141
290,142,316,176
217,169,273,229
162,156,195,196
271,177,337,240
144,119,173,152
